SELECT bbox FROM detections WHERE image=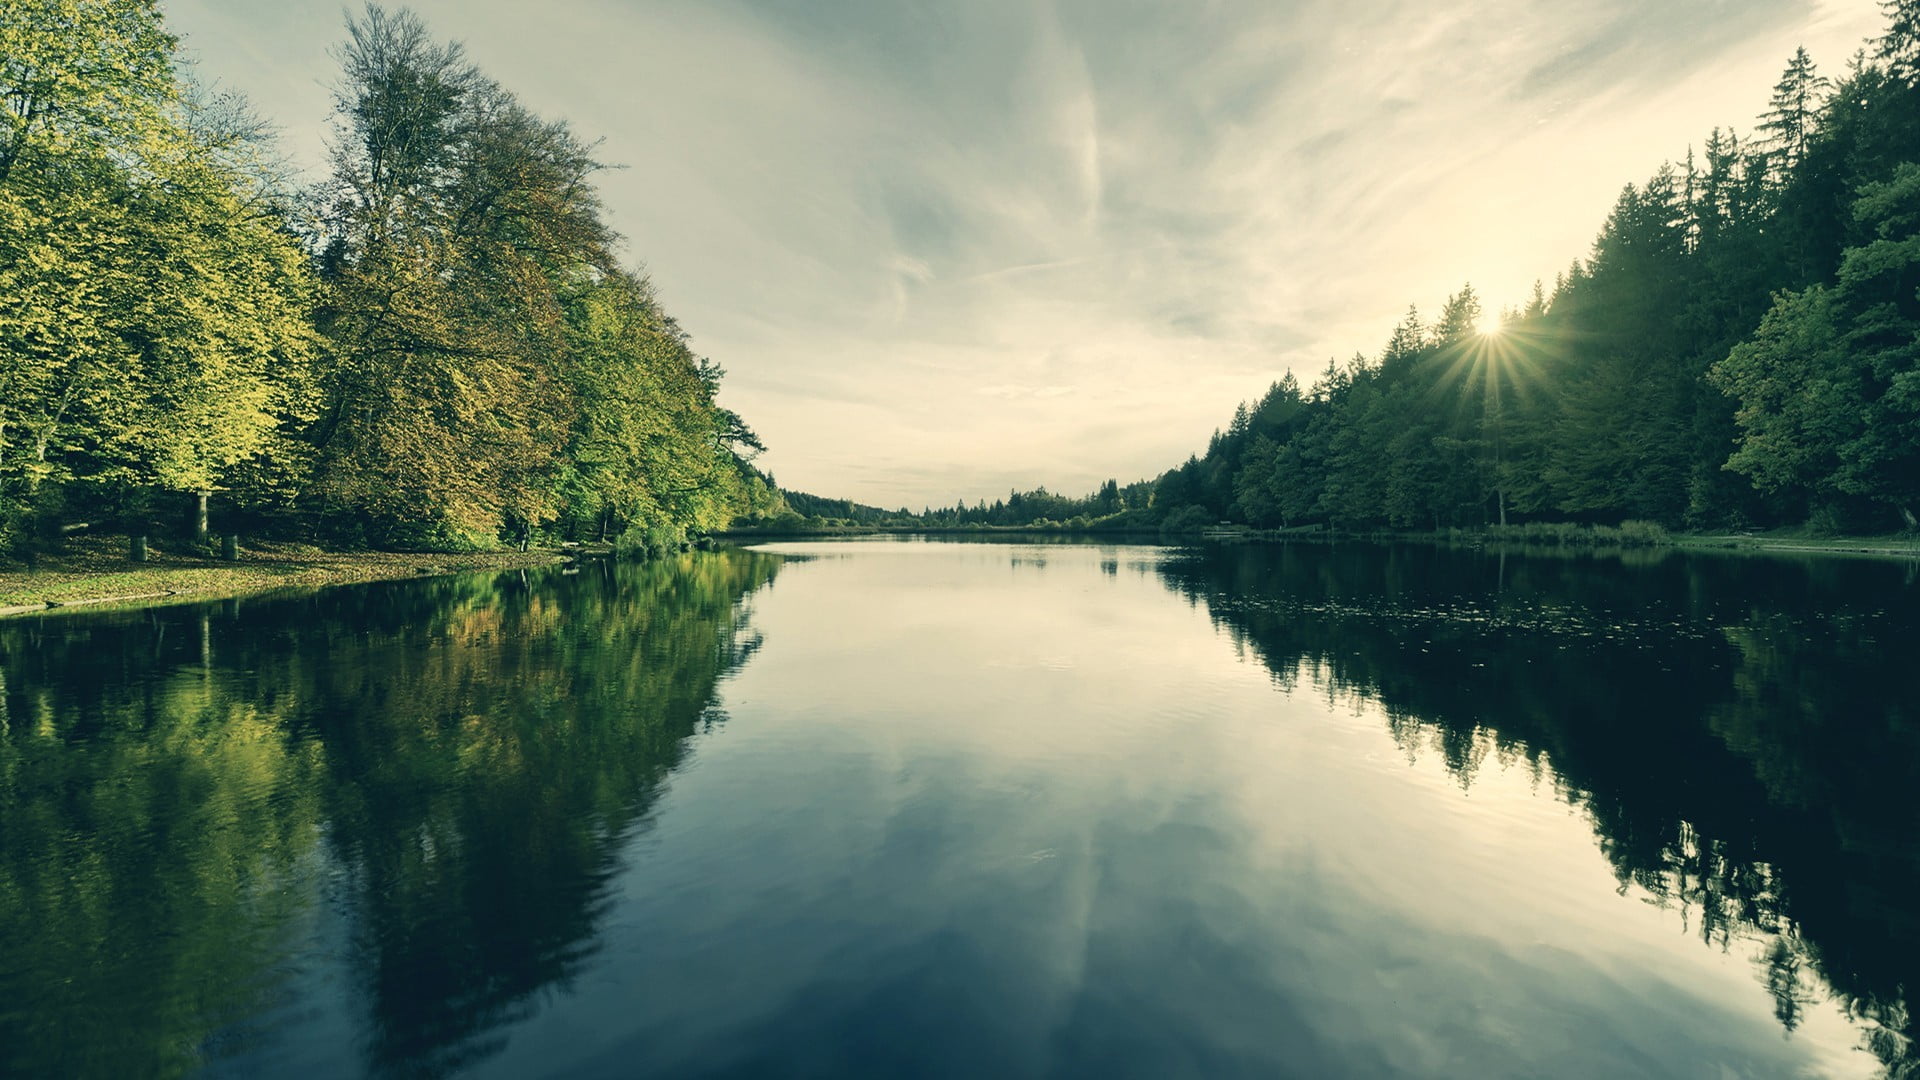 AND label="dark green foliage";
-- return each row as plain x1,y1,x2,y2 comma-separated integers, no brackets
1111,10,1920,536
1713,163,1920,528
